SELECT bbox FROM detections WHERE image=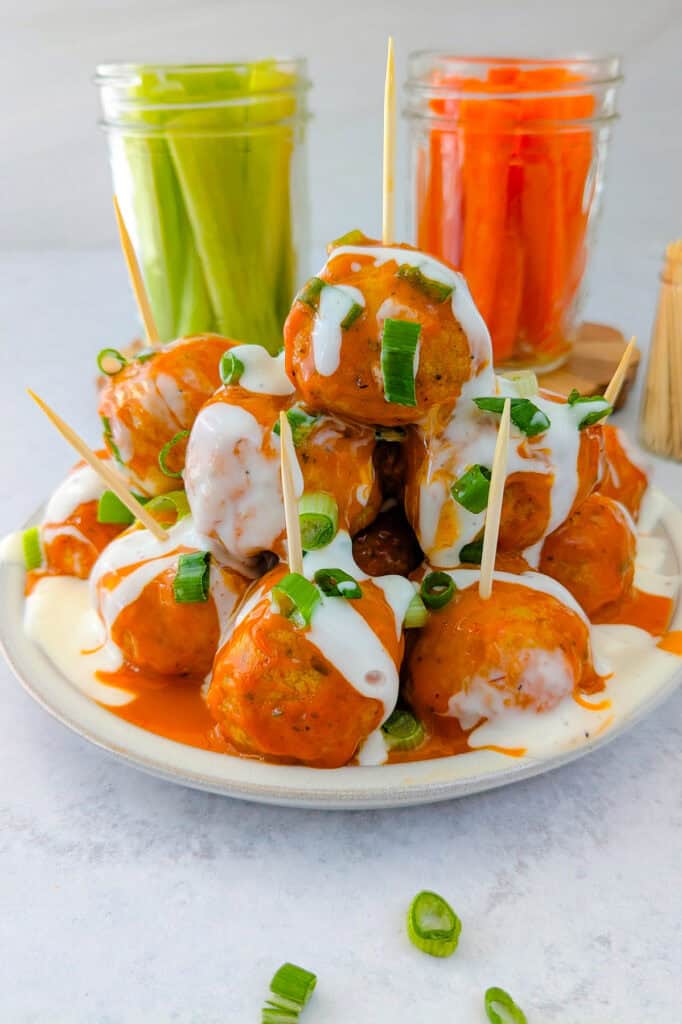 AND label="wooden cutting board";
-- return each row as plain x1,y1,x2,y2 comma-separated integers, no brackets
539,322,639,410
